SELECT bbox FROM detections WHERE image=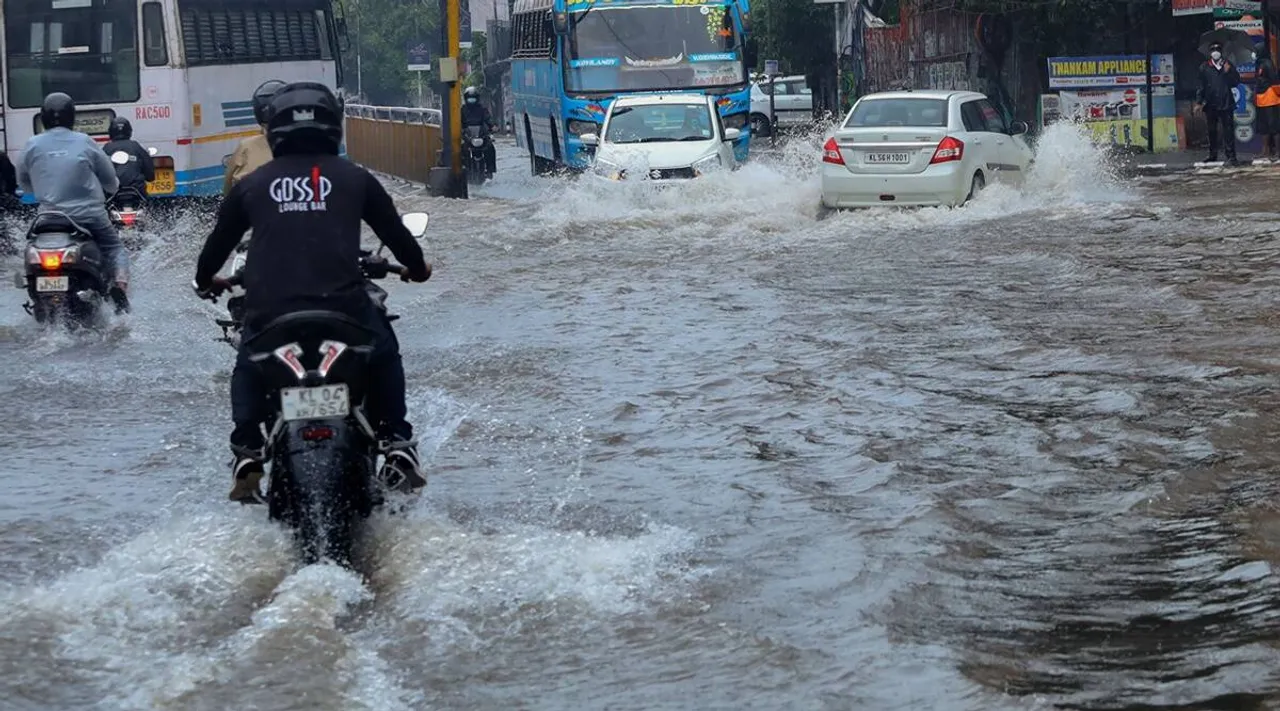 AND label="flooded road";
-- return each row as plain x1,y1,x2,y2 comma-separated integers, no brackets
4,125,1280,709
